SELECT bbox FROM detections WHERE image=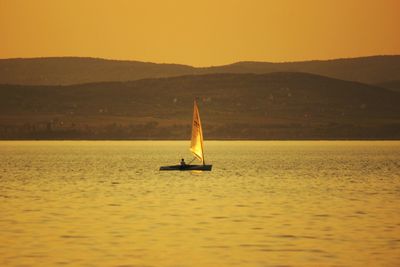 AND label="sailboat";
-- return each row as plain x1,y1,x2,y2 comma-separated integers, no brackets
159,99,212,171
